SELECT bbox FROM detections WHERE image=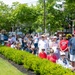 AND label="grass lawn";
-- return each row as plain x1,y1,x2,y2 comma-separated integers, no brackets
0,57,26,75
